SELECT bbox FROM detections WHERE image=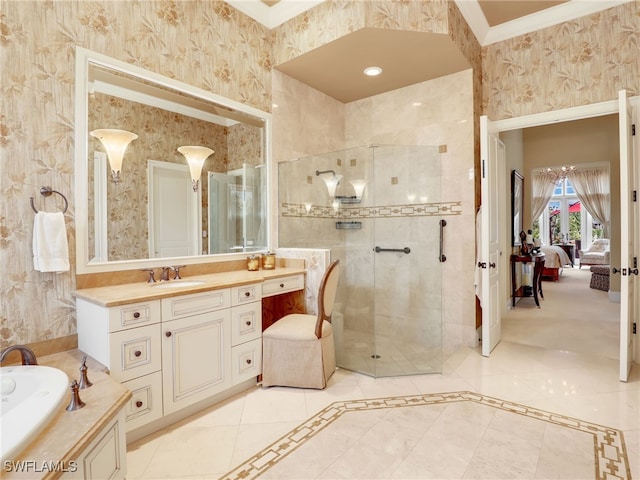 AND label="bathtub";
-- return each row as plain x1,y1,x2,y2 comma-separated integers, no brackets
0,365,69,462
